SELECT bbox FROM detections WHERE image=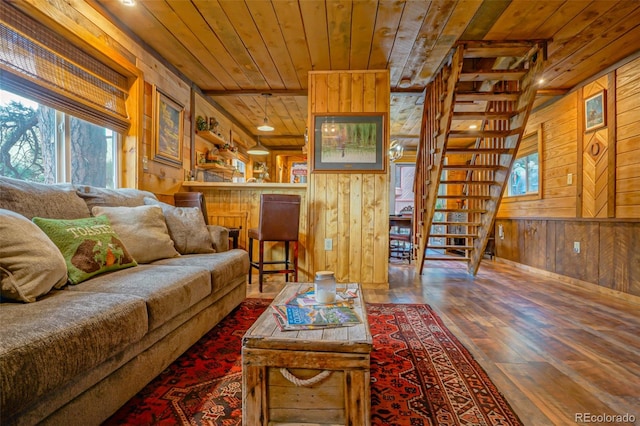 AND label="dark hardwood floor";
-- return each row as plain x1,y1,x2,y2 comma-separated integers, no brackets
248,259,640,425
